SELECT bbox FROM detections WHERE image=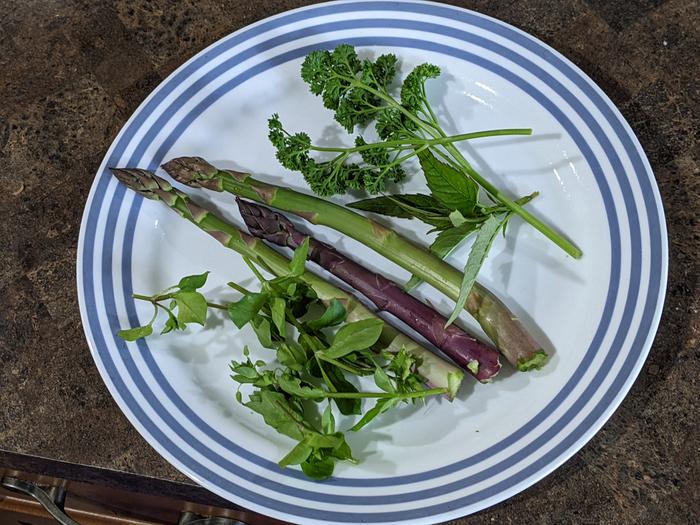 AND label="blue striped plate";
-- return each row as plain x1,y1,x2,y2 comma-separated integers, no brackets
77,1,667,523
